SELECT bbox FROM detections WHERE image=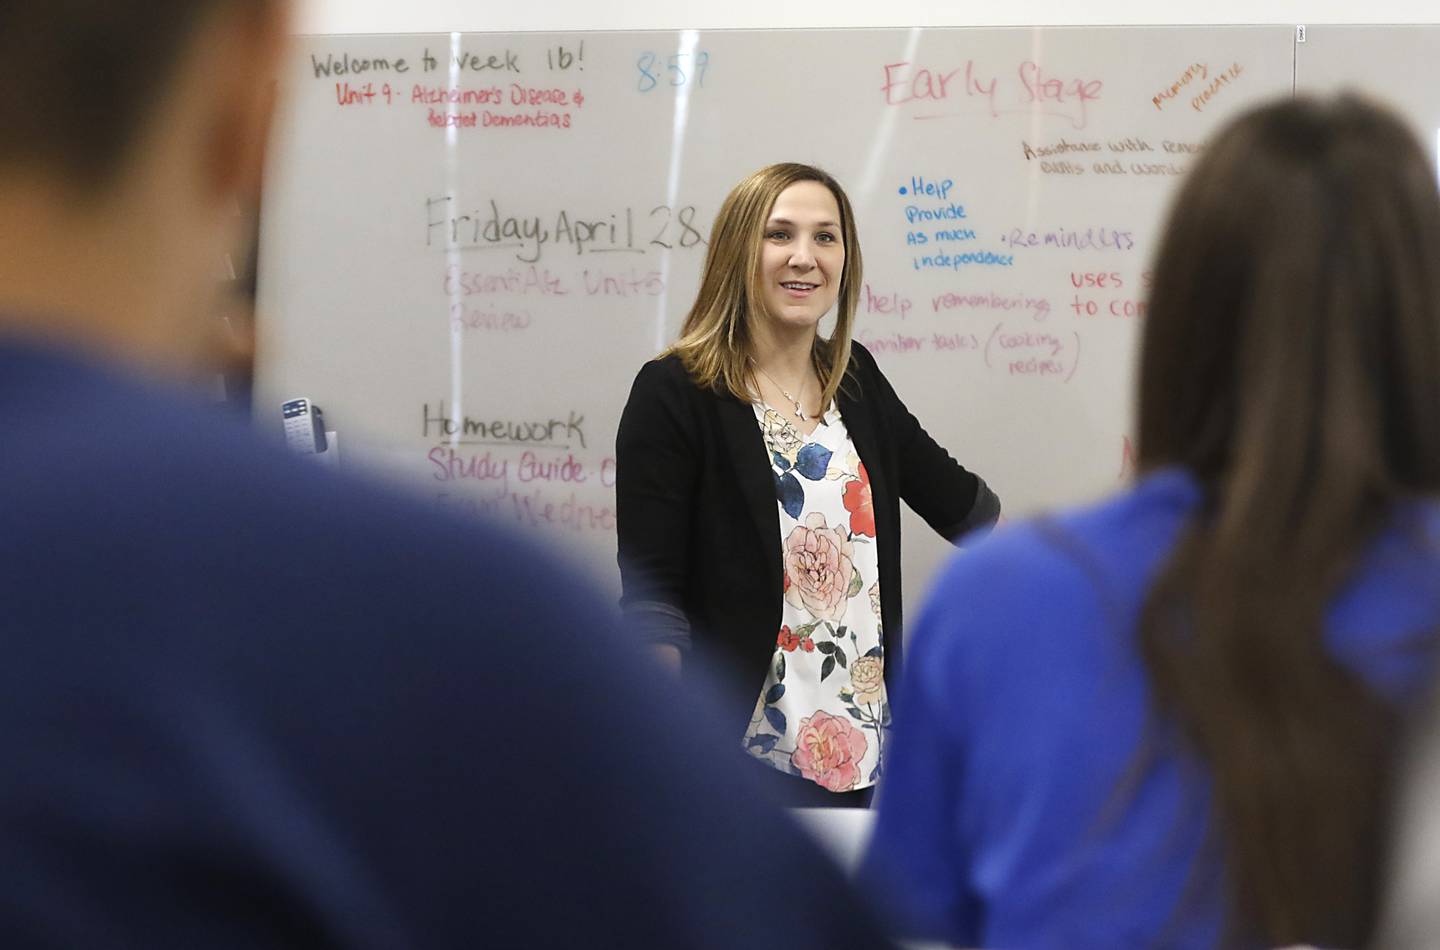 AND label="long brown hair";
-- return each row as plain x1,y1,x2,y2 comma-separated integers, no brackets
1136,94,1440,946
665,163,863,408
